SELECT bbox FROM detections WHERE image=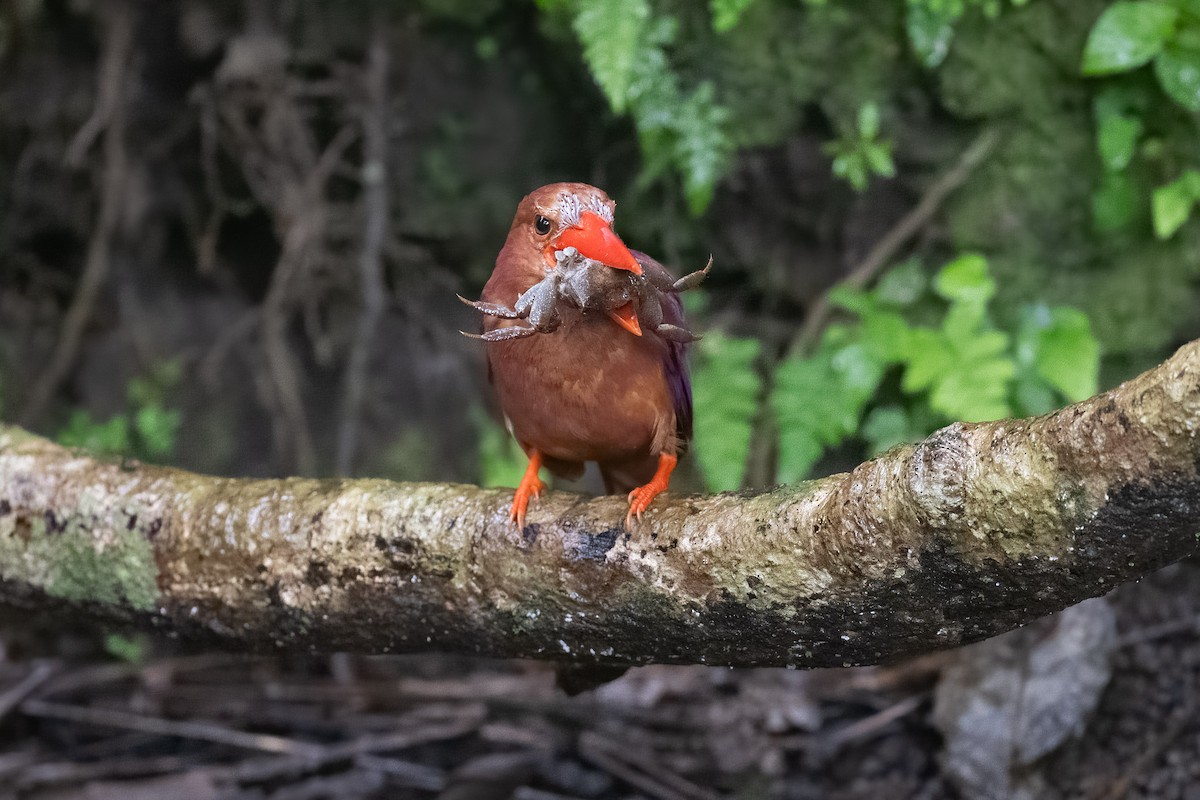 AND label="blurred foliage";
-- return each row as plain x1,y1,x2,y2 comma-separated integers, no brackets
103,632,149,664
692,332,762,491
56,360,183,462
535,0,1200,353
1,0,1196,491
476,409,530,489
1081,0,1200,238
694,256,1099,489
823,102,896,191
906,0,1034,68
771,255,1097,483
545,0,733,212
